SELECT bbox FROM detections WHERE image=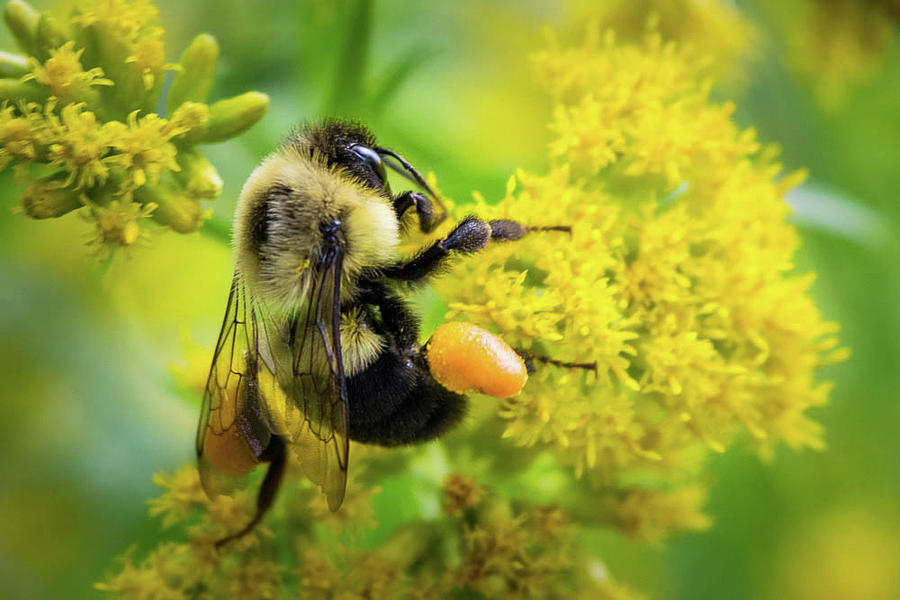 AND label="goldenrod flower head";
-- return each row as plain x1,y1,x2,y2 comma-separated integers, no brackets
568,0,757,87
23,41,112,103
44,102,116,189
73,0,159,44
1,0,268,257
435,26,845,487
609,485,712,545
89,198,156,253
0,101,47,168
125,32,169,91
106,110,180,191
99,465,641,599
442,472,485,516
